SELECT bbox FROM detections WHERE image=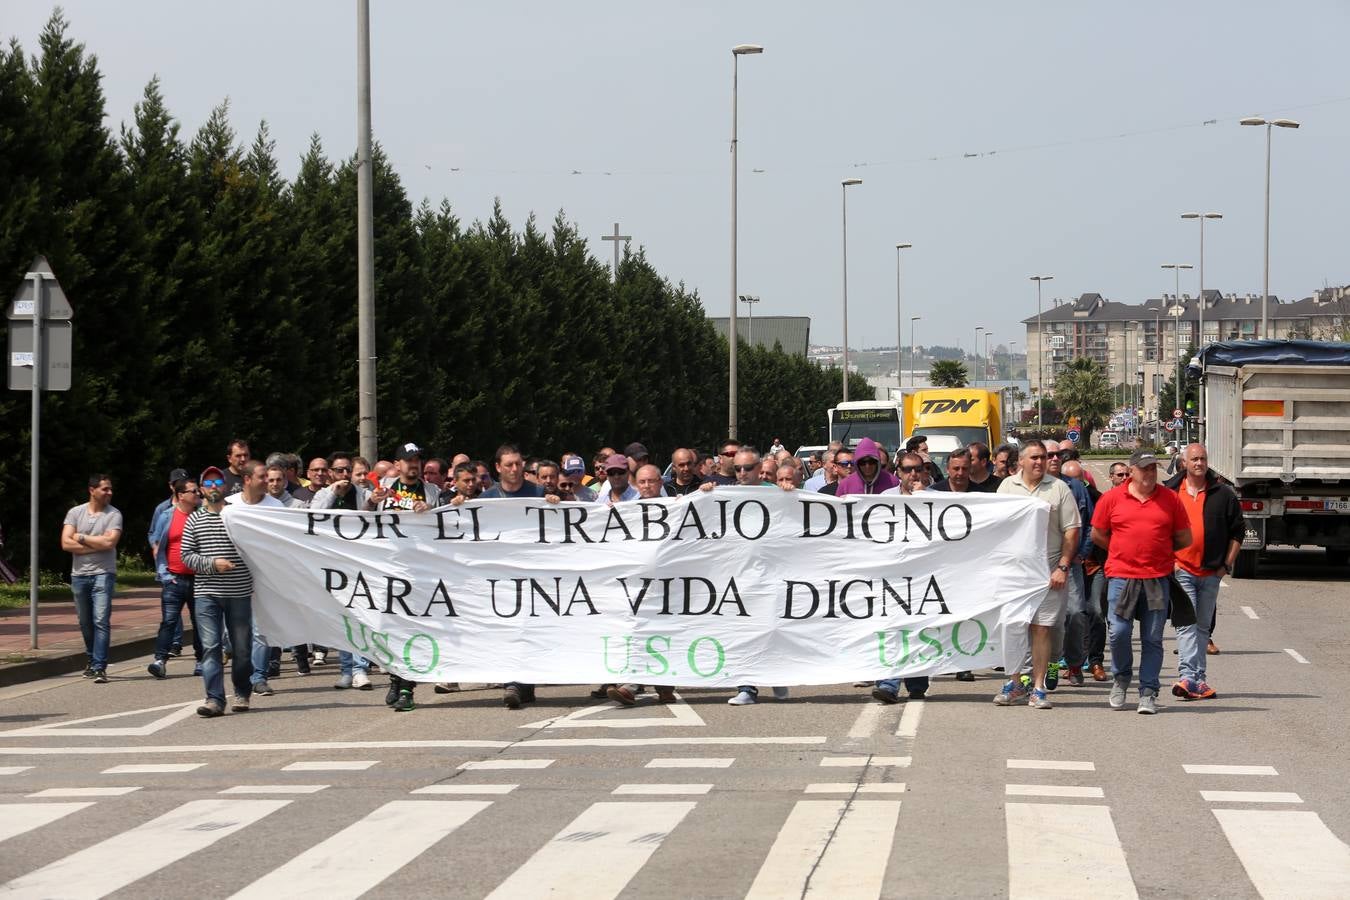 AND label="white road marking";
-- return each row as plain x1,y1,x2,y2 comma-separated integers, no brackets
520,697,705,730
1183,764,1279,776
1285,648,1310,664
804,783,906,794
411,784,517,795
26,786,141,798
229,800,491,899
1201,791,1303,804
1214,809,1350,898
282,760,378,772
219,785,330,795
1006,803,1137,899
896,699,925,738
1006,784,1105,799
459,759,554,771
0,737,823,755
0,802,92,843
744,799,901,899
611,783,712,795
1007,759,1096,771
523,736,826,748
1,798,288,898
1242,605,1259,619
820,756,910,767
0,701,199,738
846,703,887,740
101,763,204,774
645,757,734,768
0,766,33,775
485,801,696,900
